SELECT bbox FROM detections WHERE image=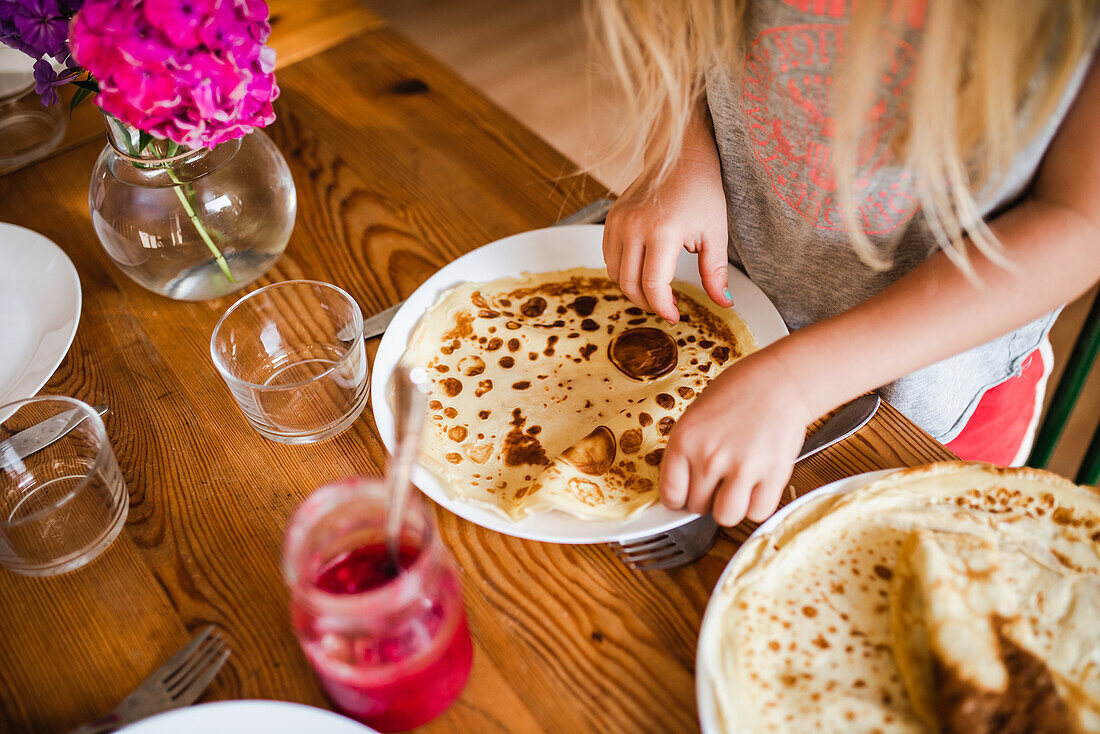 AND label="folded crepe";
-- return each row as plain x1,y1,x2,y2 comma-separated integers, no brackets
703,463,1100,734
891,528,1100,734
400,267,756,520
